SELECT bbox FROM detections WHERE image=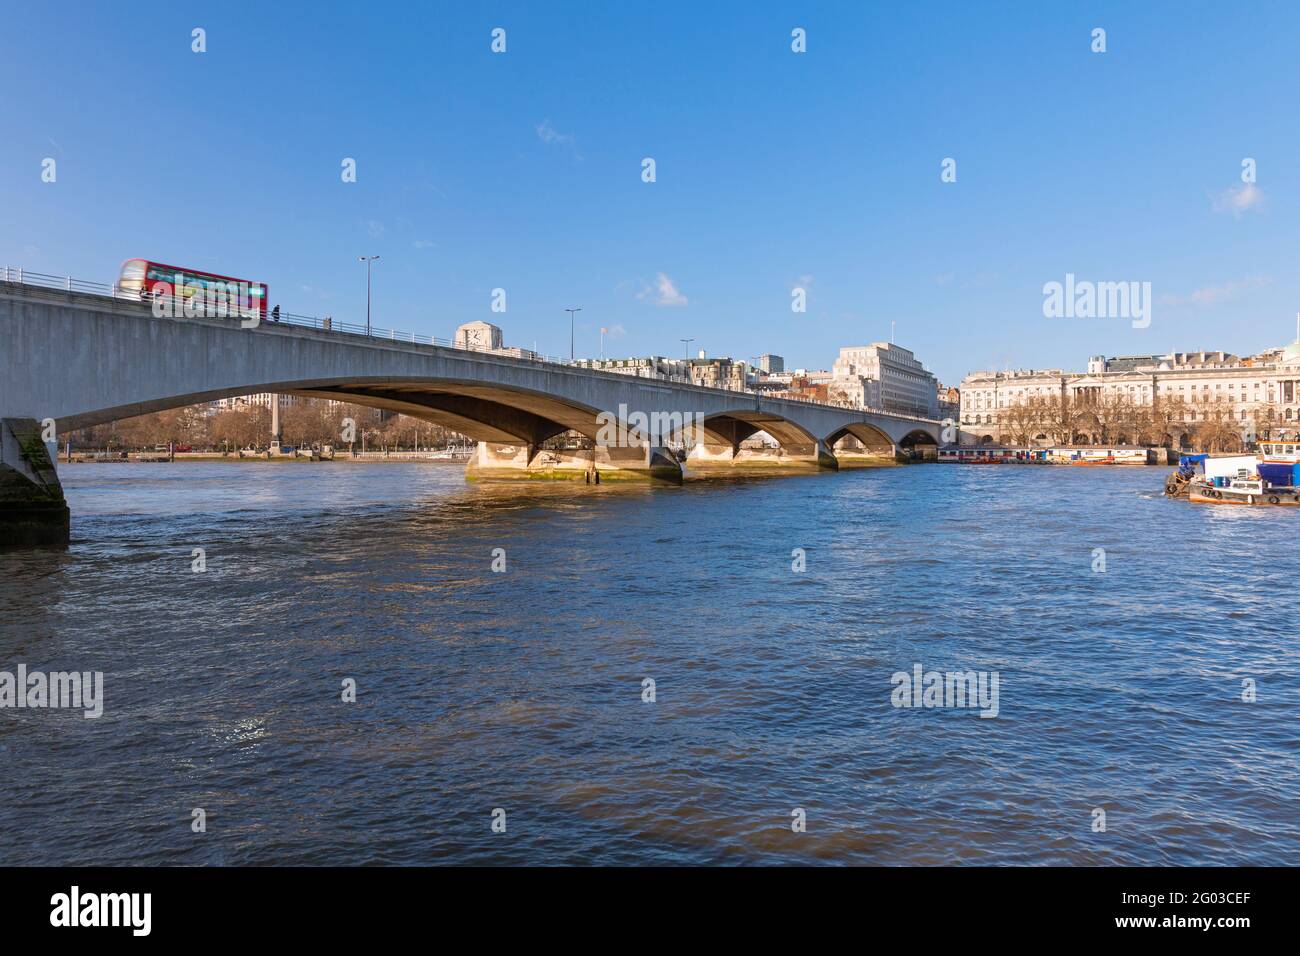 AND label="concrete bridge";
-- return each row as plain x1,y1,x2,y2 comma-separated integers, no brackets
0,277,941,544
